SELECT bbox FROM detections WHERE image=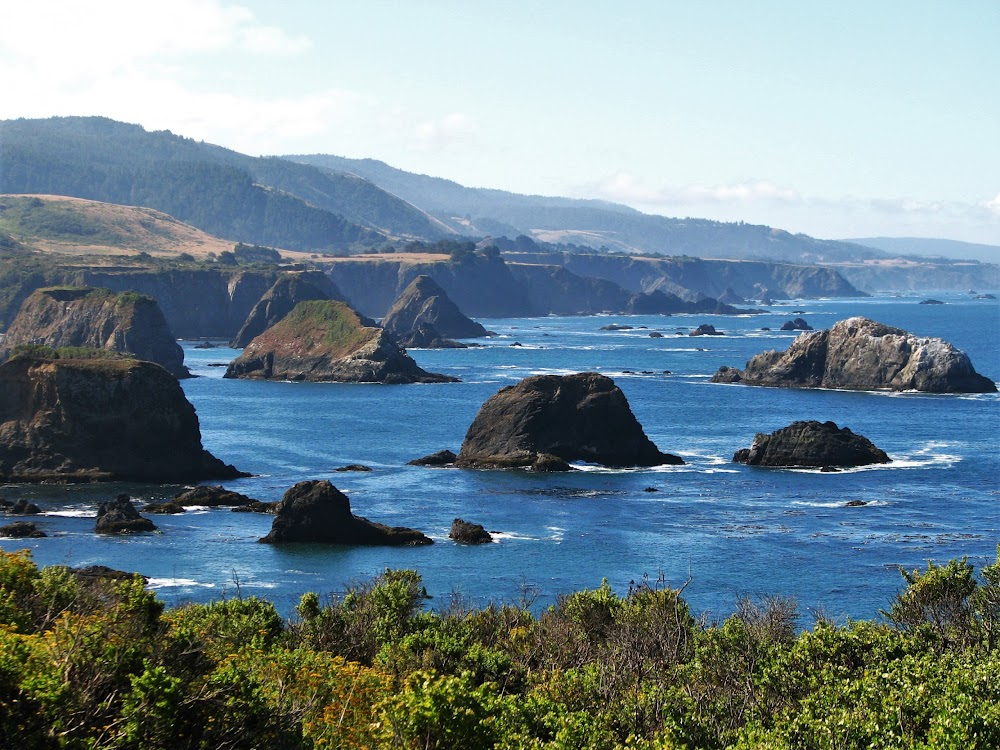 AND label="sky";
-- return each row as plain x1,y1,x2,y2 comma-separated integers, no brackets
2,0,998,246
